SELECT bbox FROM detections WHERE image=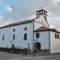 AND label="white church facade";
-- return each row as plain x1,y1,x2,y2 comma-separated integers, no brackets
0,9,60,53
